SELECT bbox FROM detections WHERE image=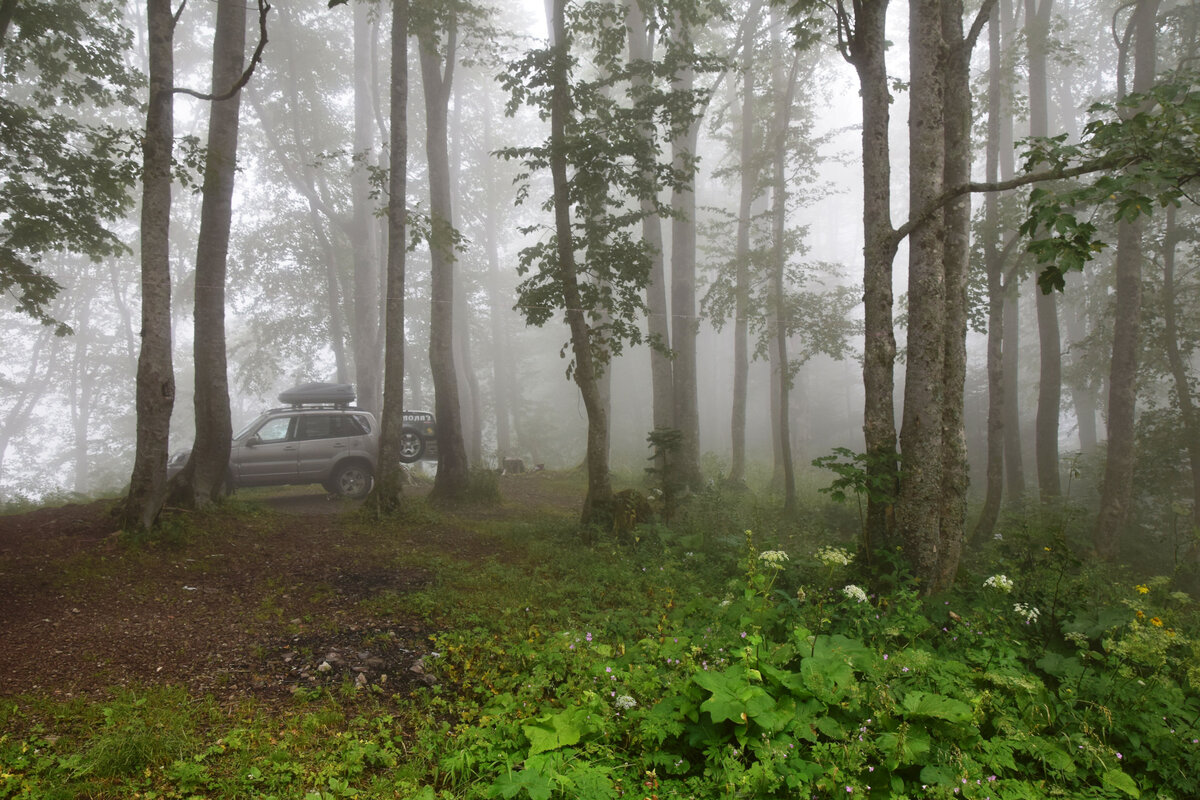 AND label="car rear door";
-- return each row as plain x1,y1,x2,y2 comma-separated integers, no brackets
295,413,372,481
